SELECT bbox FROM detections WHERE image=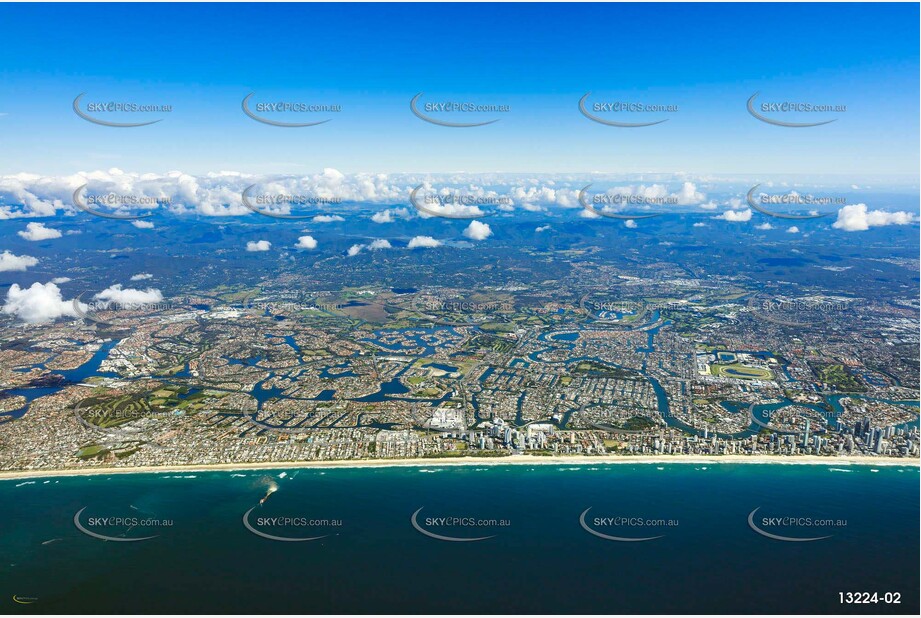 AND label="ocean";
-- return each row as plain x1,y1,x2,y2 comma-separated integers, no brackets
2,463,918,614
